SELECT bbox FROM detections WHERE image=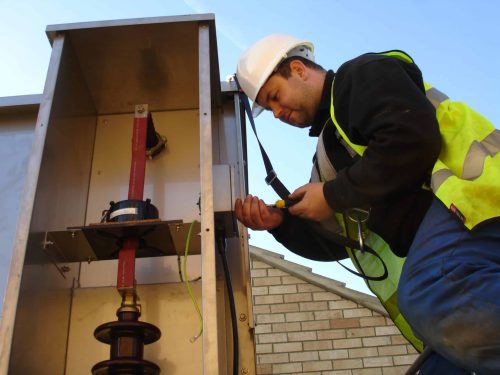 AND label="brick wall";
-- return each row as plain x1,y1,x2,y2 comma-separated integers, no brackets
250,249,419,375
